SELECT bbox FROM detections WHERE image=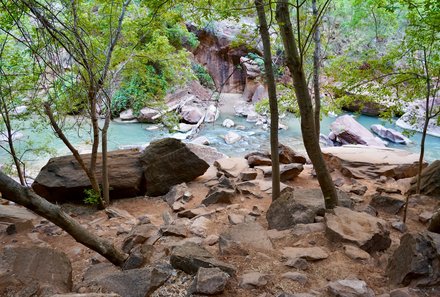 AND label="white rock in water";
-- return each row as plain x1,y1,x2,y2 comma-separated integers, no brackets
371,124,411,144
222,119,235,128
224,131,242,145
205,105,220,123
246,111,260,123
191,136,210,145
178,123,194,133
12,106,28,115
120,109,136,121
